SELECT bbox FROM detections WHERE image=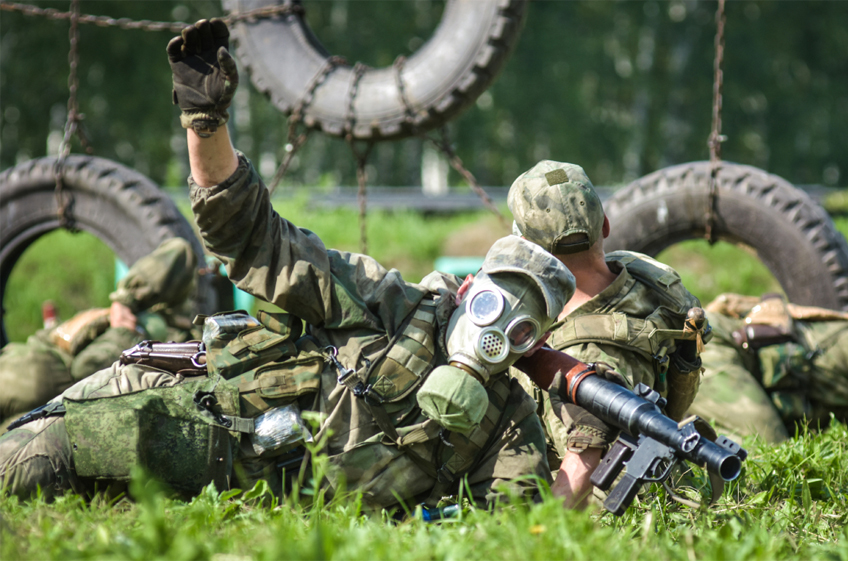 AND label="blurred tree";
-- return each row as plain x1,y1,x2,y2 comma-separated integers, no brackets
1,0,846,190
